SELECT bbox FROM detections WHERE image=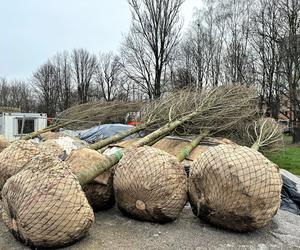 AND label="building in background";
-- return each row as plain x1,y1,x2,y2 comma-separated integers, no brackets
0,111,47,141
